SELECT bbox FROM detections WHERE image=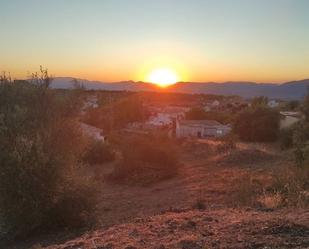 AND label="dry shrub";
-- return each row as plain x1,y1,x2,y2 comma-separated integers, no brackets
231,168,308,208
83,140,115,165
109,136,179,185
230,175,264,207
269,167,309,208
256,192,283,209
